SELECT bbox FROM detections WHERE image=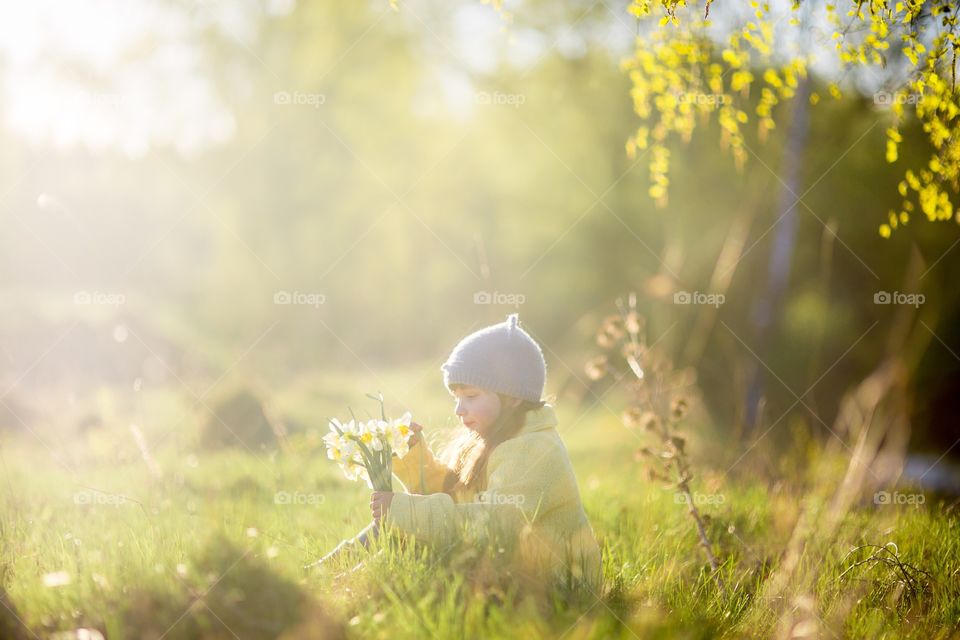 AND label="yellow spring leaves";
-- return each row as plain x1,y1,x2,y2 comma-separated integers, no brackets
622,6,805,206
623,0,957,233
880,48,960,236
886,127,902,163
